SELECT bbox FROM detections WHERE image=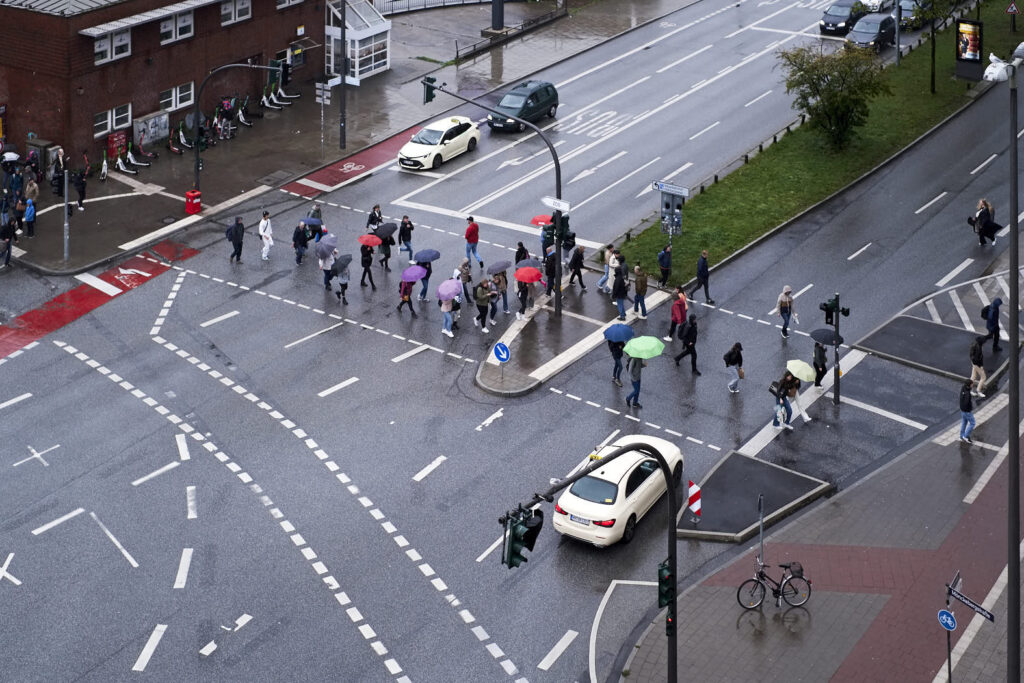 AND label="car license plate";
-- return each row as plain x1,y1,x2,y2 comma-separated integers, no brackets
569,514,590,525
